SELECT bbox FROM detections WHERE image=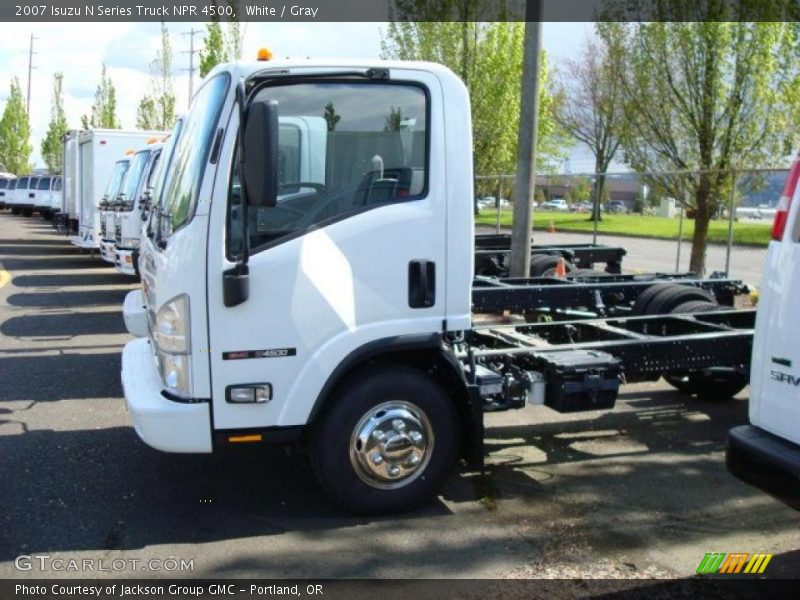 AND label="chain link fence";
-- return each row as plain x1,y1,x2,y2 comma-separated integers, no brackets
474,168,784,287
